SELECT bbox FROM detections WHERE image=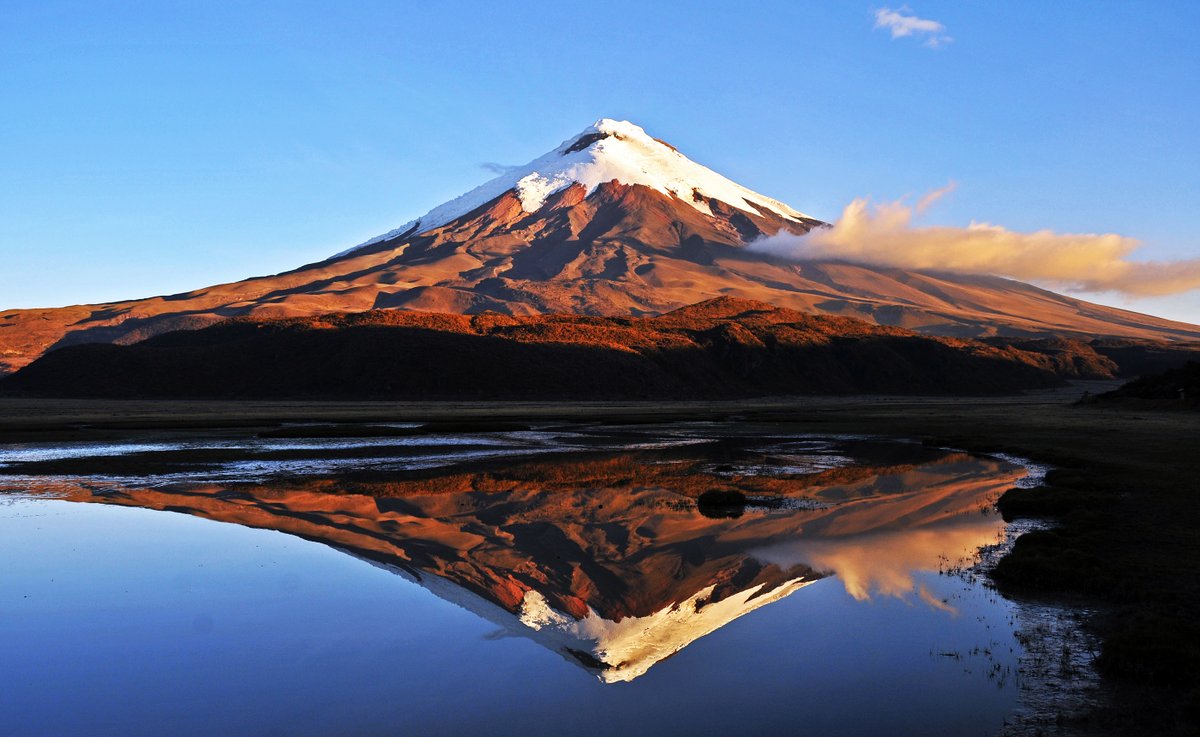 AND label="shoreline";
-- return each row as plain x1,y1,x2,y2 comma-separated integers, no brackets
0,384,1100,436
